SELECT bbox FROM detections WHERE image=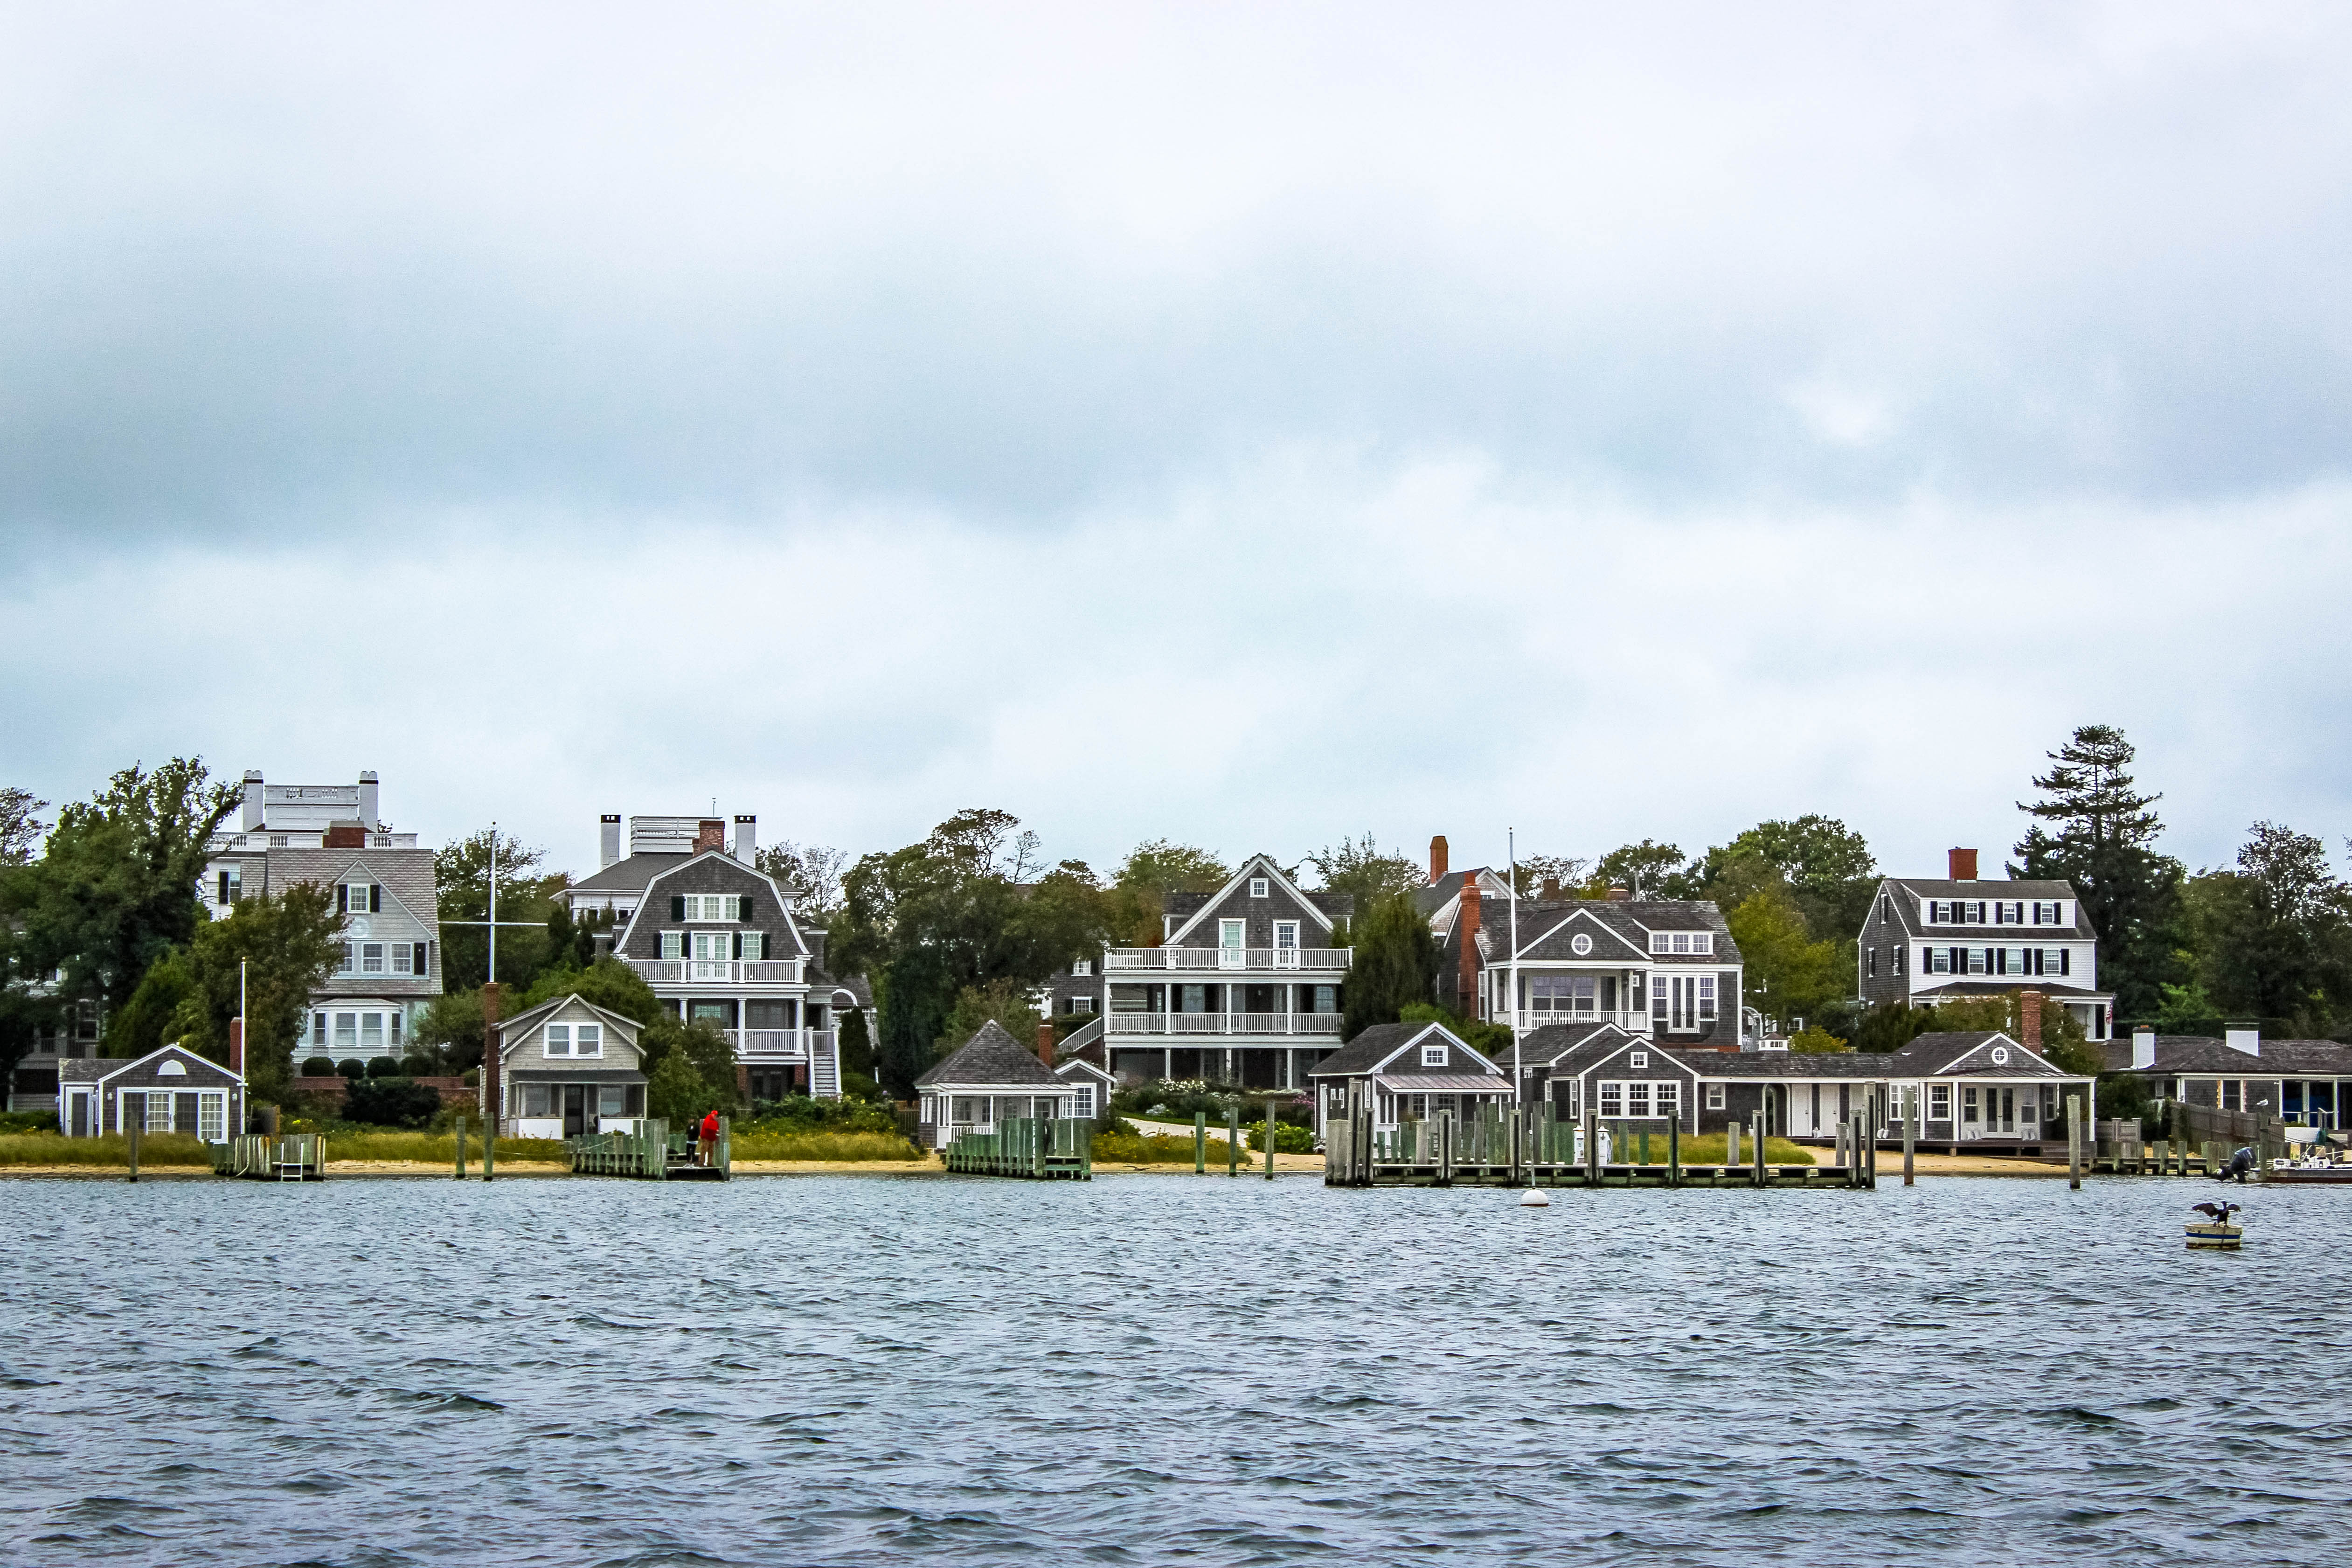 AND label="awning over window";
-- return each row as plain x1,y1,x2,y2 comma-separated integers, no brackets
1372,1073,1511,1093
